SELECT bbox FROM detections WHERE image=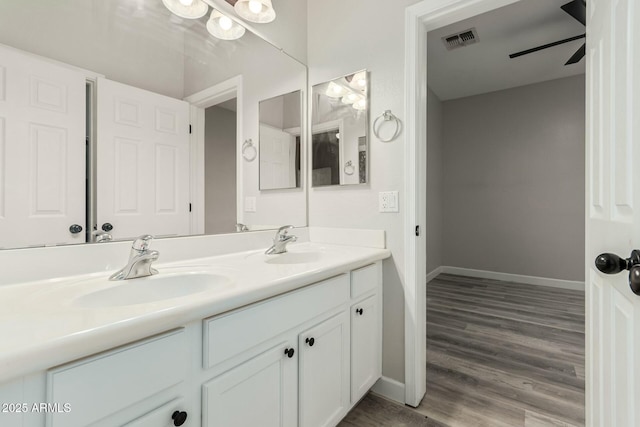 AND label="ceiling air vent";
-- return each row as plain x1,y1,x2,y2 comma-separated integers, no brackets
442,28,479,51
